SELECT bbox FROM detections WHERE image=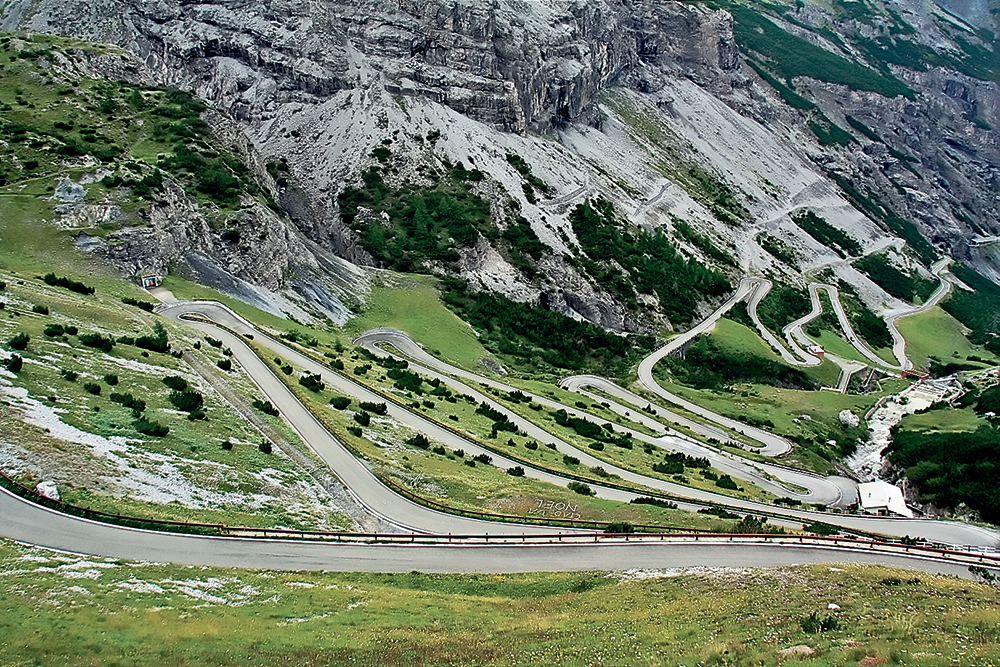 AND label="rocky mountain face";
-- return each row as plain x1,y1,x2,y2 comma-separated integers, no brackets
2,0,999,332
